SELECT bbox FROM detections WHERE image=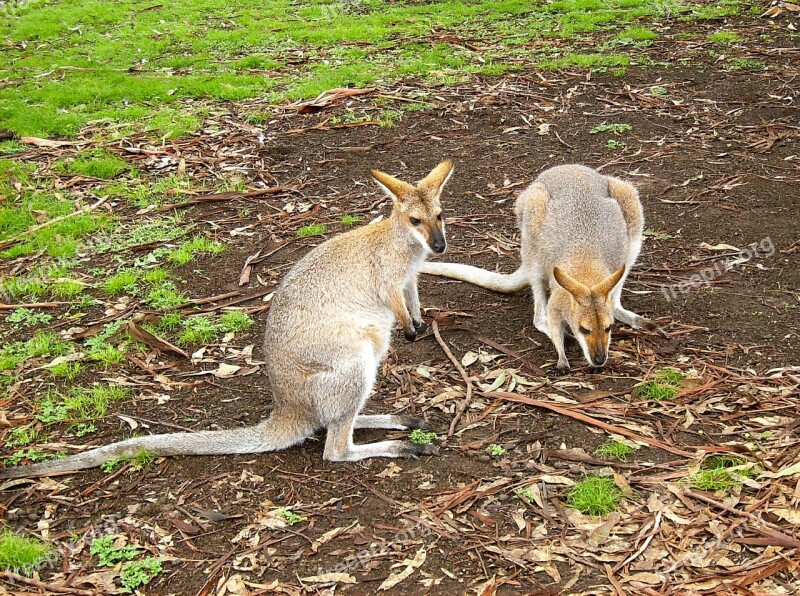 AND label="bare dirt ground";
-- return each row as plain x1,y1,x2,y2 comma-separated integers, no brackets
2,11,800,596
